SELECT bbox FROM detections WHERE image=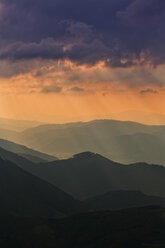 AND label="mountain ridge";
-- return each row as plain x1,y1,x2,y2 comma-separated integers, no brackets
0,139,58,163
0,156,83,217
13,151,165,200
6,118,165,165
84,190,165,210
